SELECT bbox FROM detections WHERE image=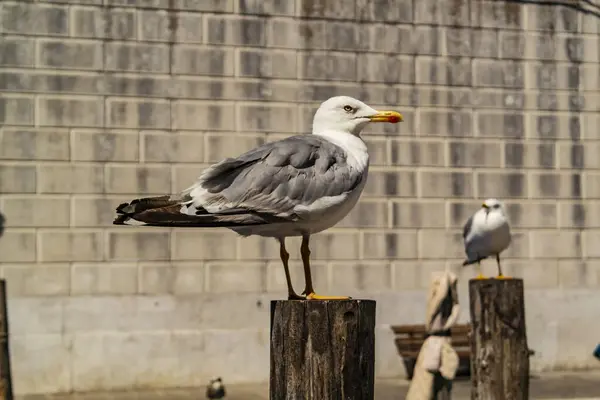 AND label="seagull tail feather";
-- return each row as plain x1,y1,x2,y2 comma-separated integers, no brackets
113,195,271,228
